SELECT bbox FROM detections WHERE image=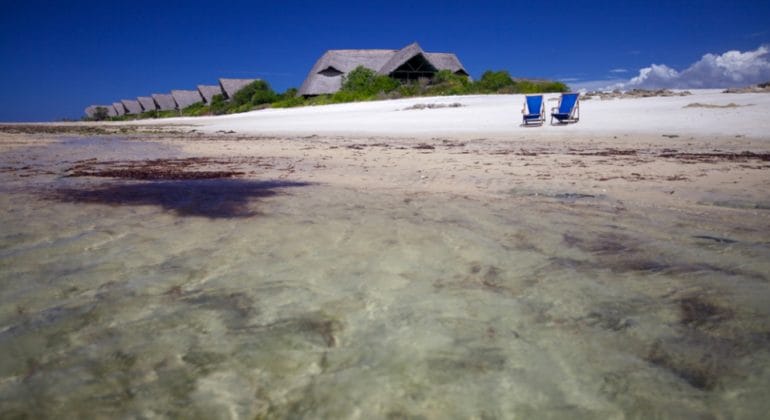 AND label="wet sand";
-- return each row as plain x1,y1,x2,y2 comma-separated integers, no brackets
0,96,769,418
